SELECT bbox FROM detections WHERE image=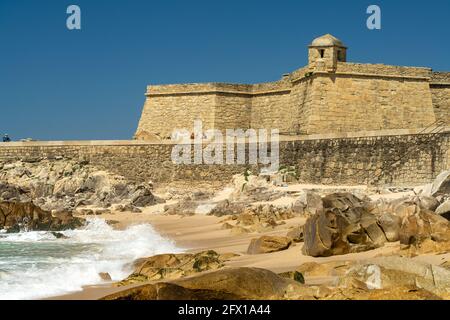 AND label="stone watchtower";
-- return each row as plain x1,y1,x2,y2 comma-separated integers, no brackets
308,34,347,72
